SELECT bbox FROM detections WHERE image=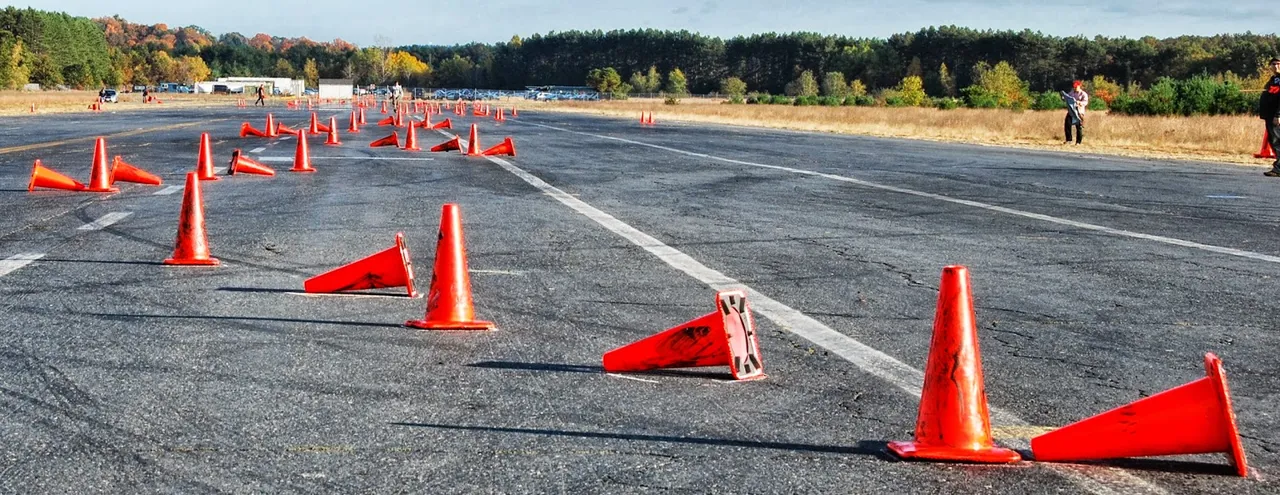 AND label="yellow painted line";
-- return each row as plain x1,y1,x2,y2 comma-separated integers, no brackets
992,425,1057,440
0,119,229,156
